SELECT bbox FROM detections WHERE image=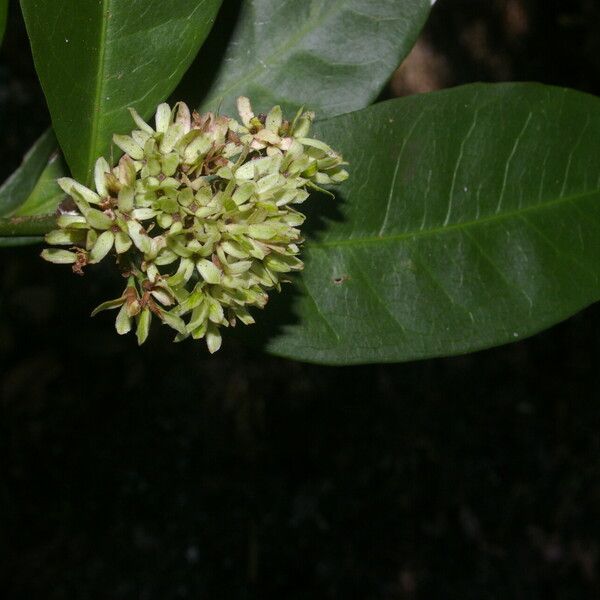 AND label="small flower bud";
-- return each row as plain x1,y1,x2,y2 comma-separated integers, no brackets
42,97,349,351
